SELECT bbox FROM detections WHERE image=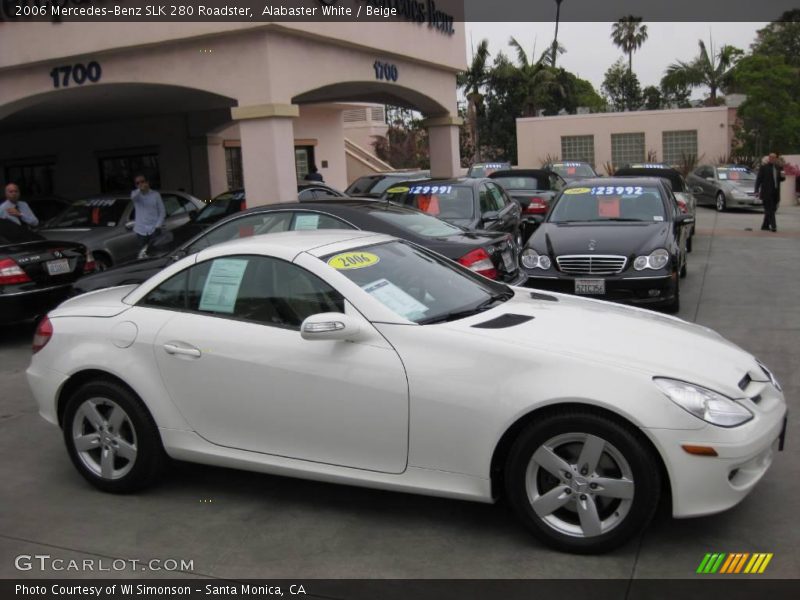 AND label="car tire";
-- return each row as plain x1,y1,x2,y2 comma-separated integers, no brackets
93,253,112,271
63,380,166,493
680,255,687,279
504,409,661,554
686,234,693,253
715,192,727,212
